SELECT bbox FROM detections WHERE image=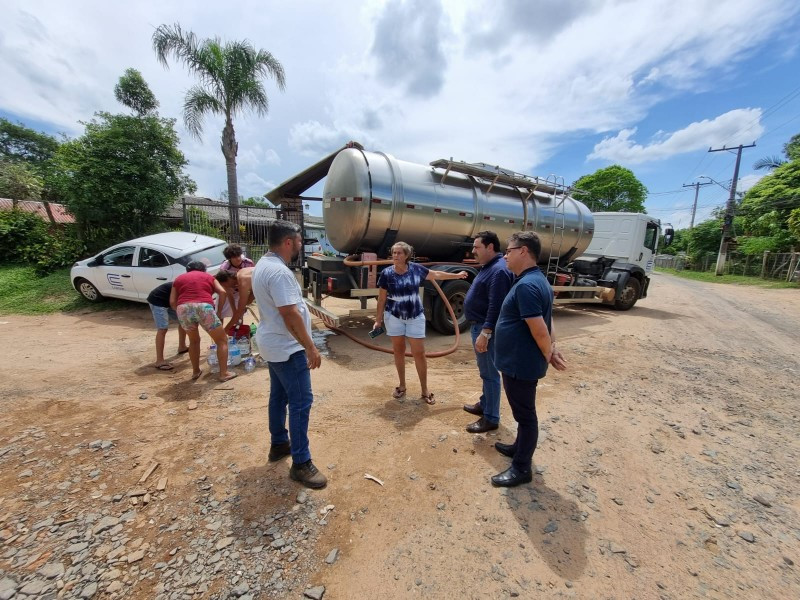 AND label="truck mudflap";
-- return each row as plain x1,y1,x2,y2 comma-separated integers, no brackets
304,299,341,330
